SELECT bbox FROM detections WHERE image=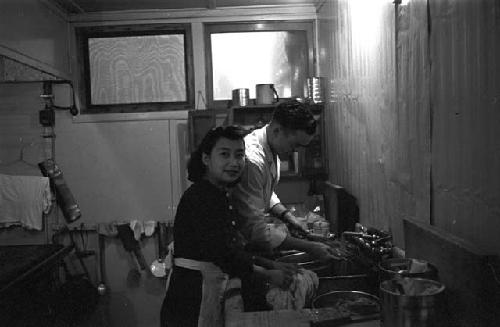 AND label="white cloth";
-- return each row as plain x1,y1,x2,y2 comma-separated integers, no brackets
266,268,319,310
166,255,229,327
0,173,52,230
129,220,157,240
